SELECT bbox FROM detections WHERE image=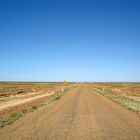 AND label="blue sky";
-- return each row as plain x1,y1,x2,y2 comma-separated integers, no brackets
0,0,140,82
